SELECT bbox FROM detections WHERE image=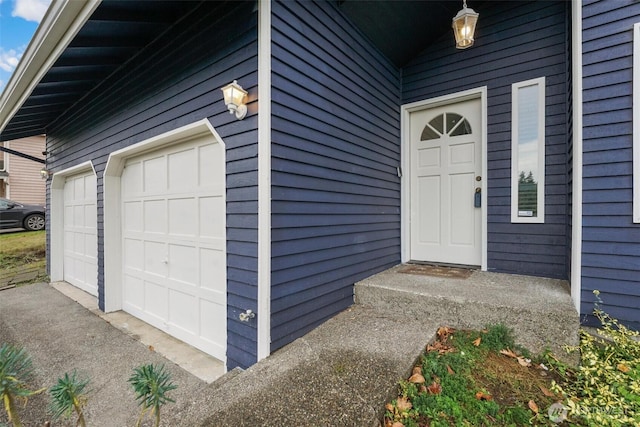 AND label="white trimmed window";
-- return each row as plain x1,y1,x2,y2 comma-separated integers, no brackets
633,23,640,223
511,77,546,223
